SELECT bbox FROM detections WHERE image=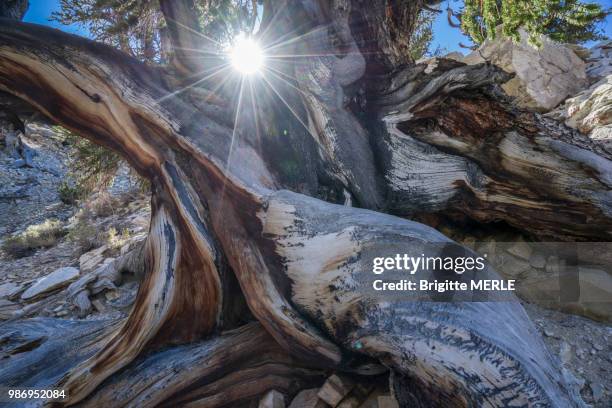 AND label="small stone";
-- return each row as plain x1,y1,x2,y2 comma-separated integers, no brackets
318,375,355,407
0,281,22,299
105,290,120,301
288,389,326,408
79,245,107,273
506,239,532,260
259,390,285,408
21,267,80,300
499,255,531,278
543,330,556,338
337,383,373,408
92,299,106,313
377,395,399,408
593,344,604,351
55,310,68,317
560,342,572,365
529,253,546,269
